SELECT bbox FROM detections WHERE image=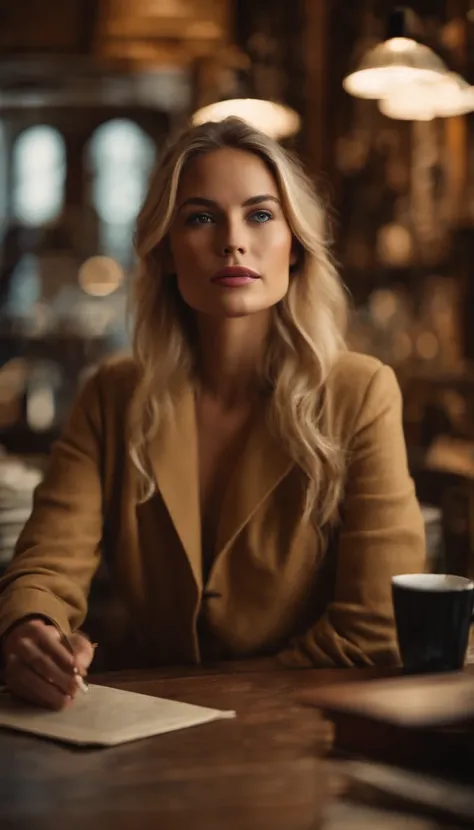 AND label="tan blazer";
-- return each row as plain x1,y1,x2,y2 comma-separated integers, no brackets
0,352,425,668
